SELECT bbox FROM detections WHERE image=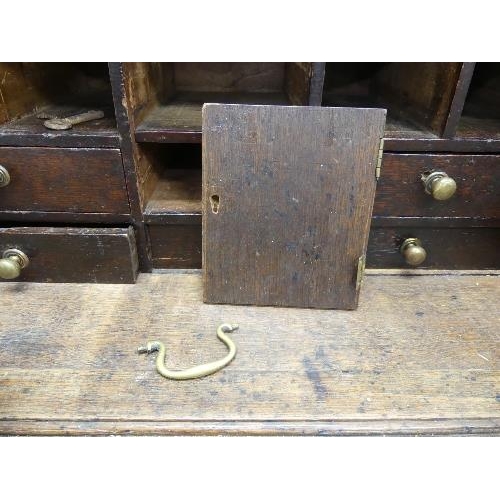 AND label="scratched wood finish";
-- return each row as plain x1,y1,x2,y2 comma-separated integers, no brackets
0,227,138,283
203,104,386,309
0,147,130,215
0,272,498,436
374,154,500,220
367,227,500,269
